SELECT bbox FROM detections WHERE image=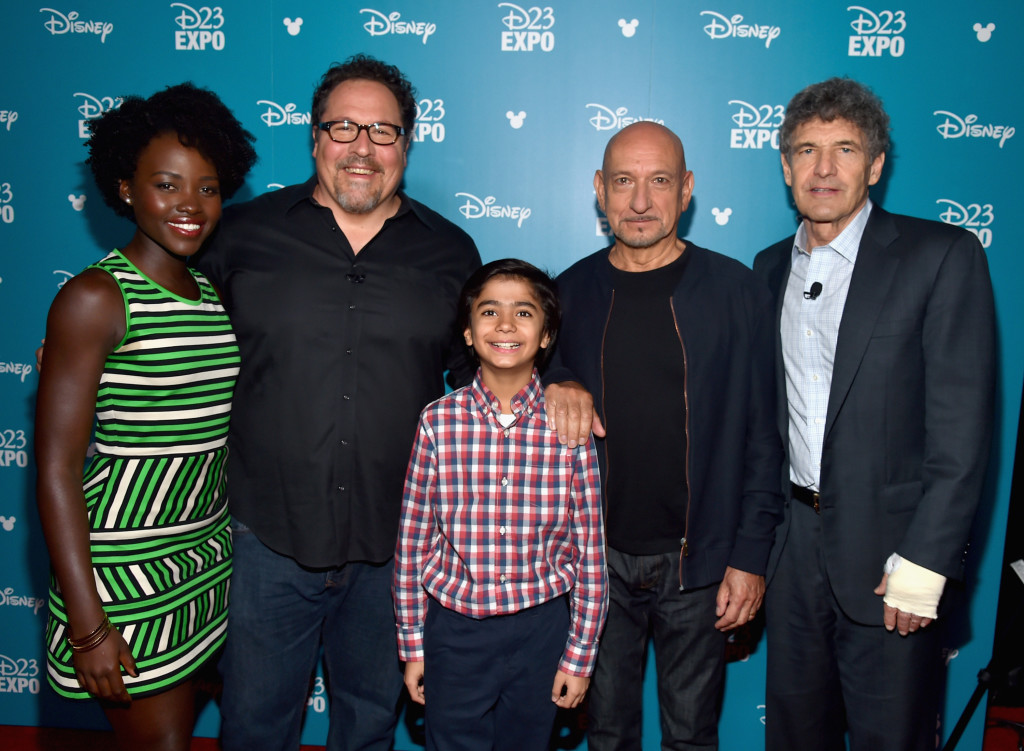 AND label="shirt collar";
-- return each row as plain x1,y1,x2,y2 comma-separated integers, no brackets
792,199,873,265
468,368,544,420
288,175,427,227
